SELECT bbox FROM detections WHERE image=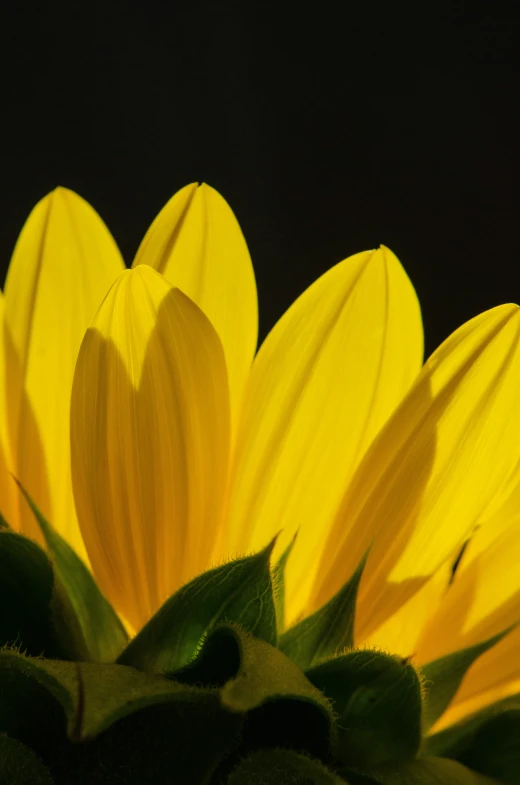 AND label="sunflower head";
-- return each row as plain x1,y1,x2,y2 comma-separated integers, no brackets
0,183,519,784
